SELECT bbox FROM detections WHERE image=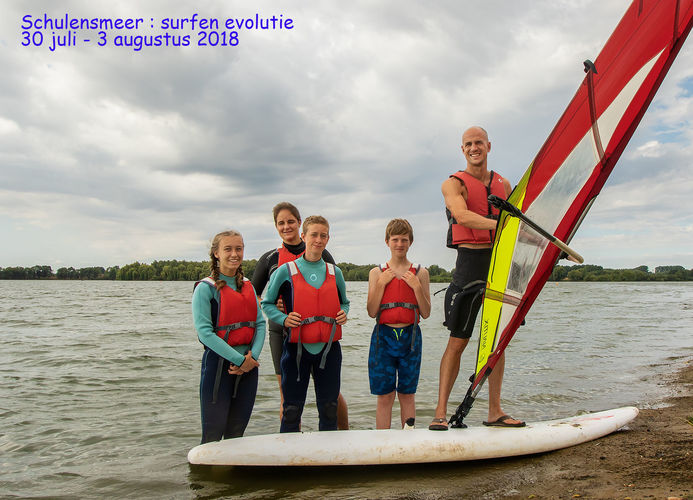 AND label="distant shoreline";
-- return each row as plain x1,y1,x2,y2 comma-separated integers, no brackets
1,261,692,282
